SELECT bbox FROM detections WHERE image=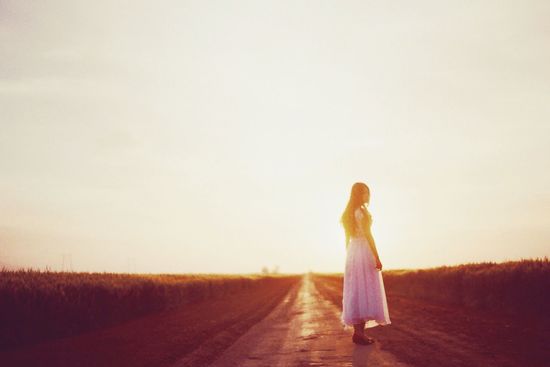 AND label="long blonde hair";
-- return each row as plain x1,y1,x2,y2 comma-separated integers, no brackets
340,182,370,246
